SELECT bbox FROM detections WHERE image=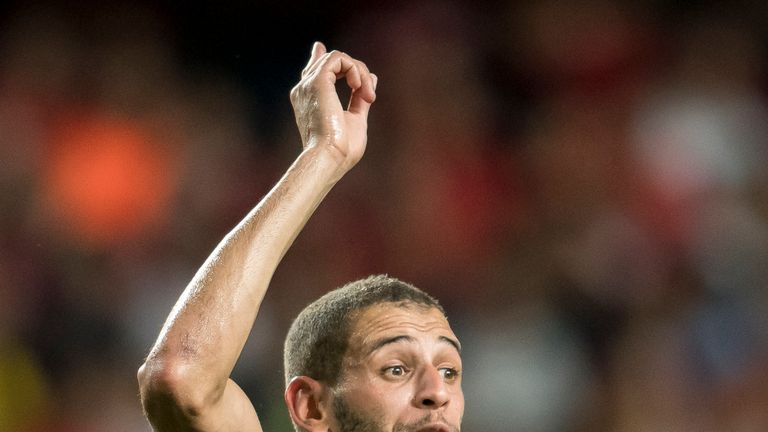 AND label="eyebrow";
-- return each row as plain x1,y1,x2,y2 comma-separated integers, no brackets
367,334,462,356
